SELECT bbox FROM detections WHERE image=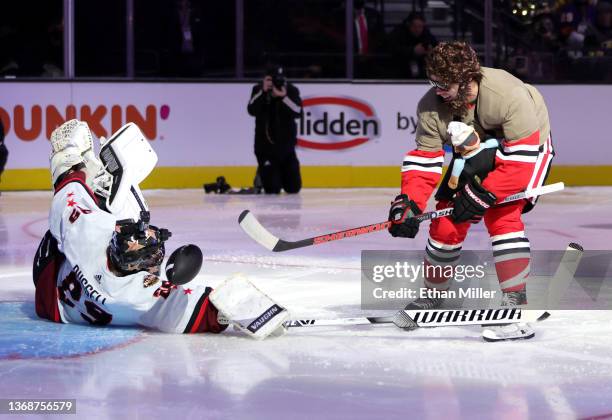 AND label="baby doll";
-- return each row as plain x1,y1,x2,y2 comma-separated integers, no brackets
447,121,499,190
